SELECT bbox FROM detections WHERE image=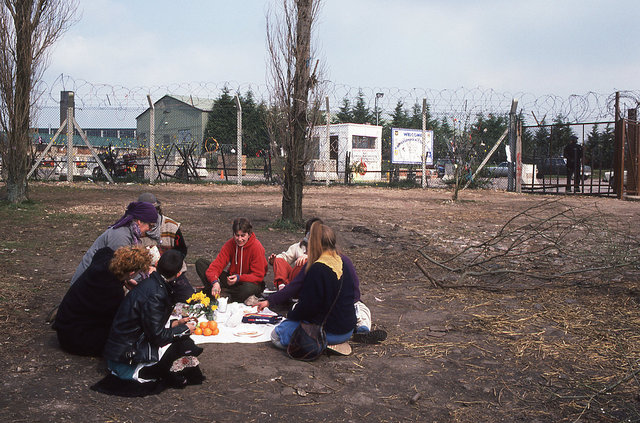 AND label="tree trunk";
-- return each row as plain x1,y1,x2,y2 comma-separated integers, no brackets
281,163,304,222
4,2,34,203
280,0,313,223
